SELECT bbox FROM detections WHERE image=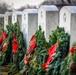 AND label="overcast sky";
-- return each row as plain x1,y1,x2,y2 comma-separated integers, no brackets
2,0,44,8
